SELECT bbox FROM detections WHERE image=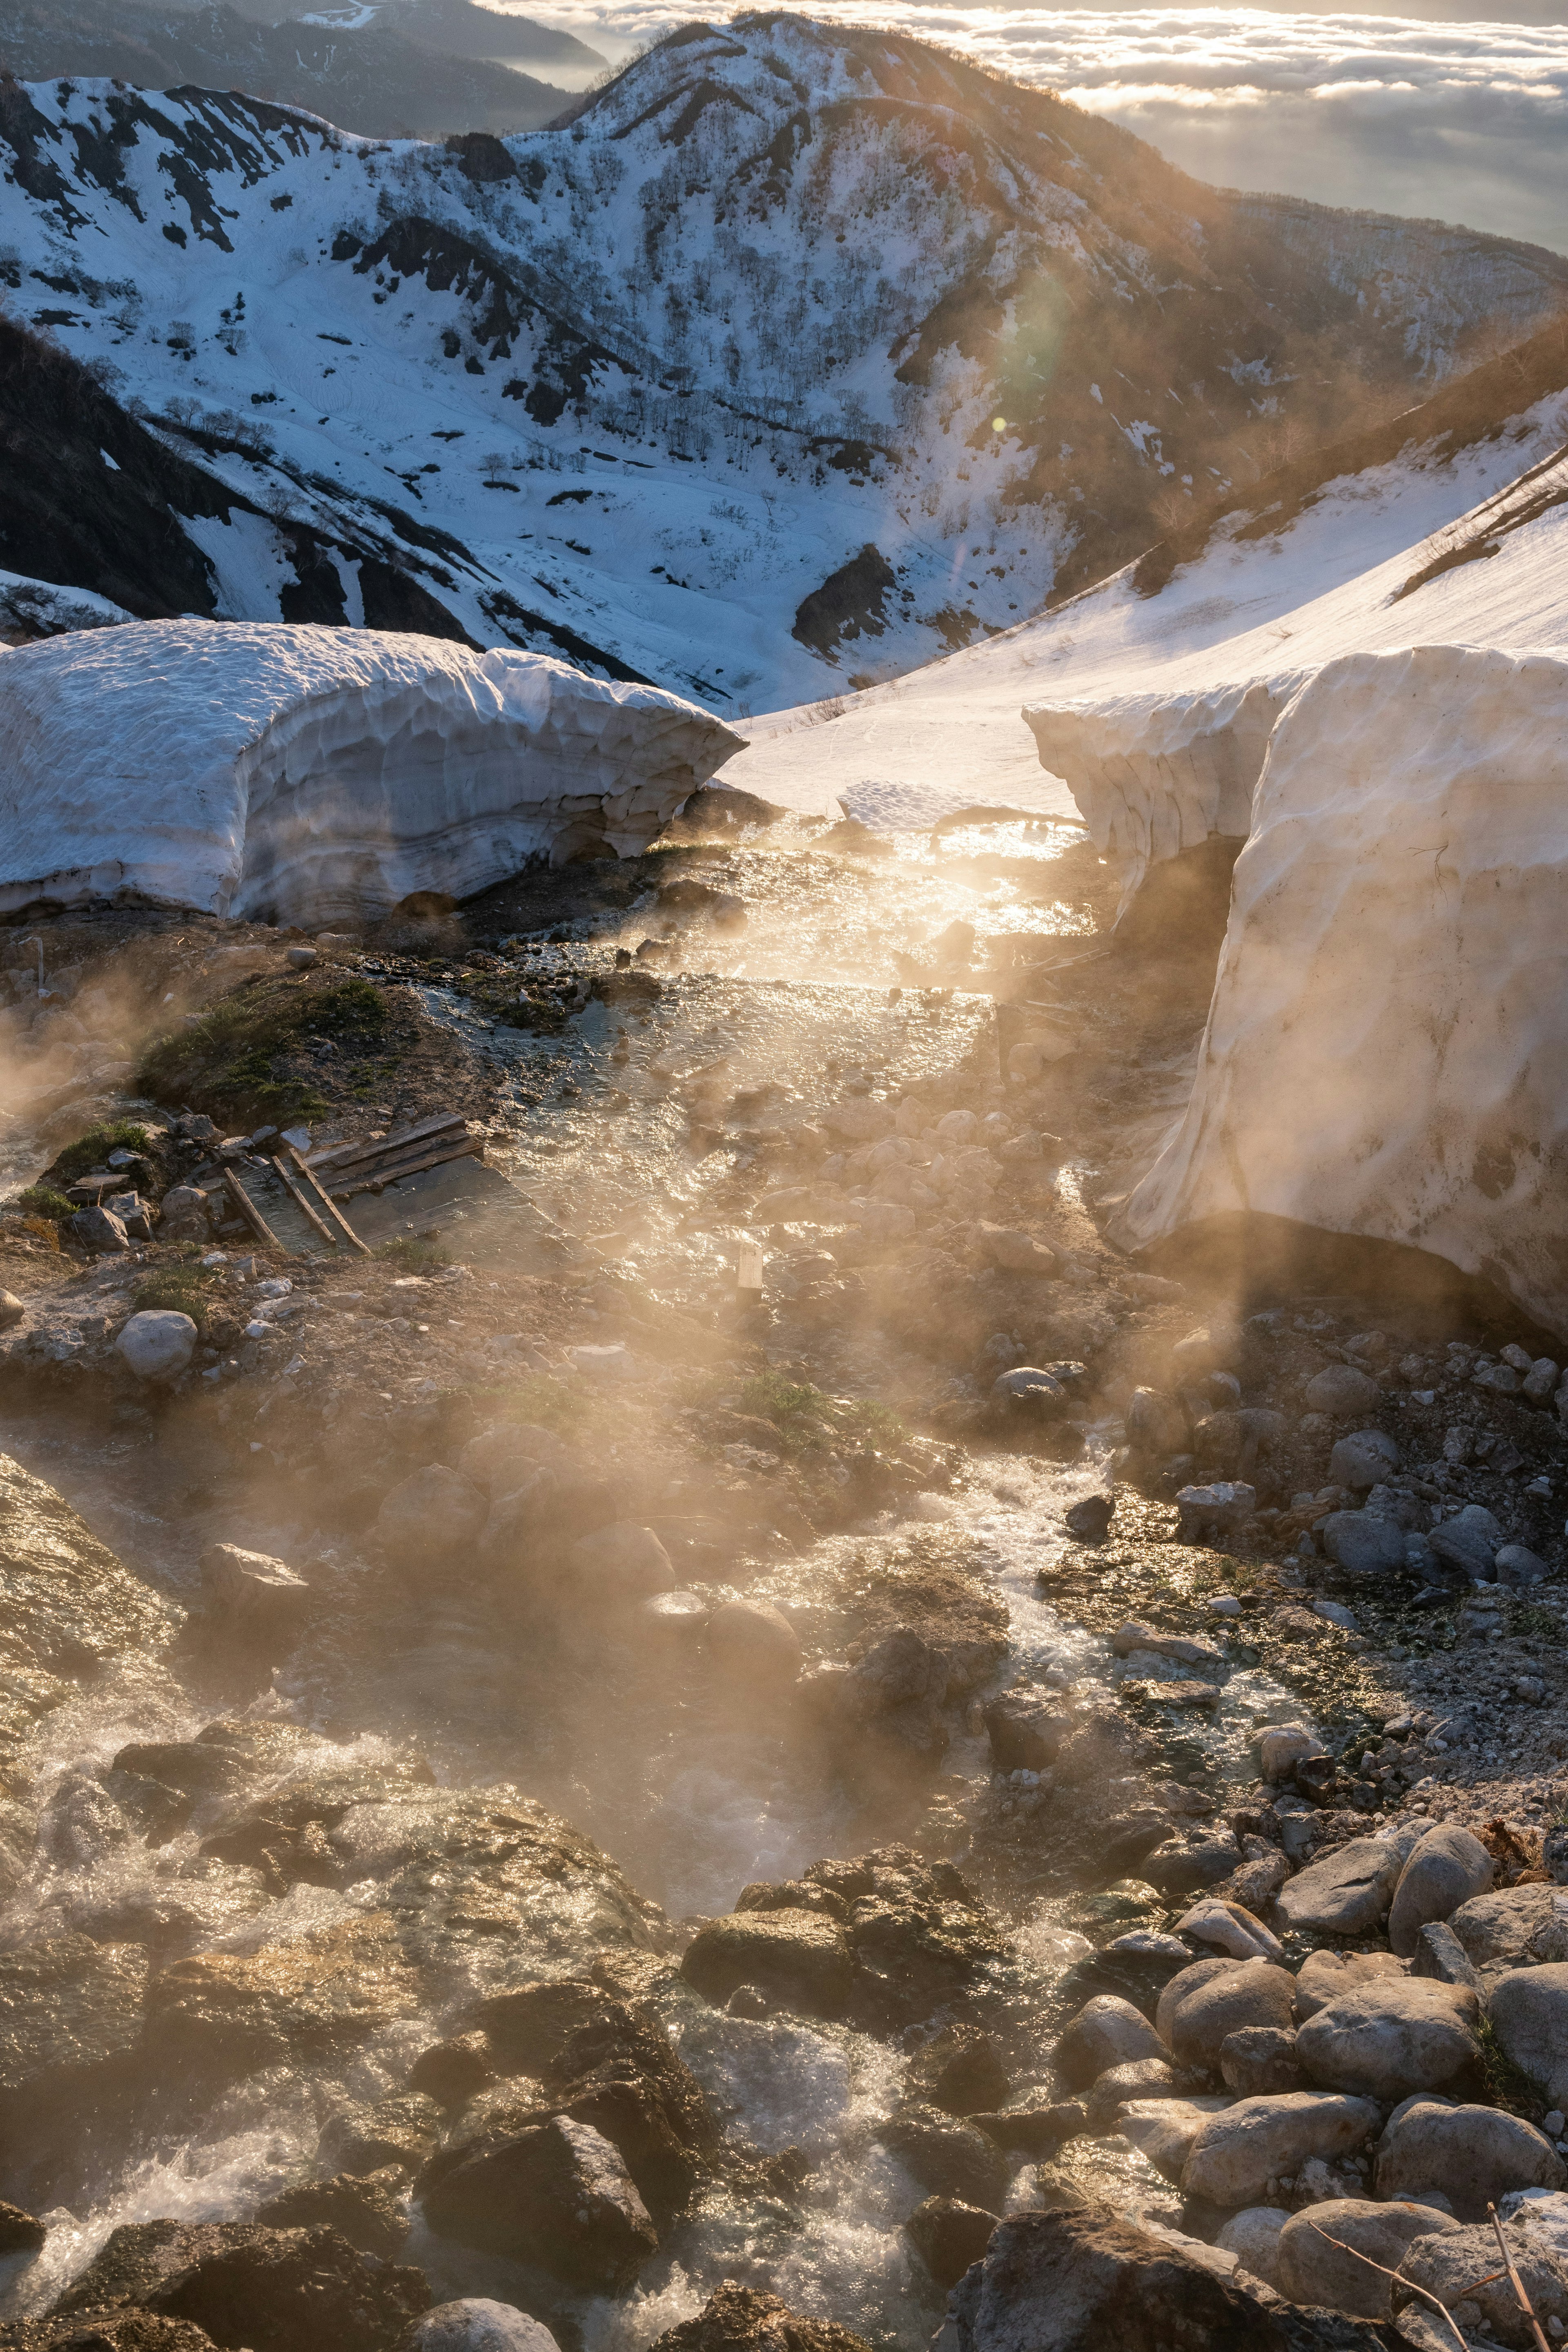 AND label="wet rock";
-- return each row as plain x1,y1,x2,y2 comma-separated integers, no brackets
1394,2214,1568,2348
1388,1826,1493,1958
1448,1881,1568,1973
1110,1622,1221,1668
406,2032,496,2109
1173,1900,1282,1962
1375,2098,1566,2218
681,1911,855,2020
646,2283,871,2352
1276,2197,1460,2320
1294,1950,1408,2018
403,2303,560,2352
0,2201,45,2254
705,1597,802,1682
1056,1996,1168,2089
1084,2057,1180,2130
50,2223,233,2315
254,2170,409,2260
1277,1837,1401,1935
377,1466,489,1568
1140,1829,1245,1897
1063,1493,1114,1541
1321,1512,1408,1574
145,2224,430,2352
1174,1482,1255,1540
3,2317,218,2352
419,2112,655,2290
904,2027,1011,2118
1219,2027,1304,2096
319,2092,443,2179
982,1688,1069,1772
196,1543,310,1650
906,2196,998,2293
143,1913,422,2089
116,1310,196,1379
1328,1431,1400,1490
1213,2205,1288,2290
880,2108,1009,2209
1164,1959,1296,2069
1117,2095,1232,2183
934,2205,1386,2352
989,1365,1068,1420
1294,1978,1481,2100
1488,1965,1568,2110
1303,1365,1382,1417
1429,1503,1504,1583
1183,2093,1381,2206
568,1522,676,1605
1258,1726,1325,1783
1125,1388,1188,1454
0,1934,149,2178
